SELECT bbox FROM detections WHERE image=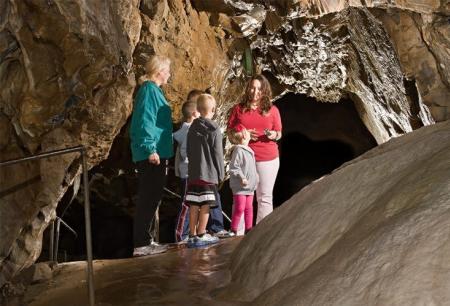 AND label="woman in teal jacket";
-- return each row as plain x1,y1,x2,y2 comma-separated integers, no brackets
129,55,173,257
